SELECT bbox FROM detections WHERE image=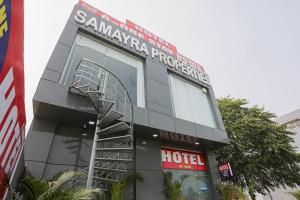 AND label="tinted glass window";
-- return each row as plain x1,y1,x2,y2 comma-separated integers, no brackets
169,74,216,128
62,33,145,107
